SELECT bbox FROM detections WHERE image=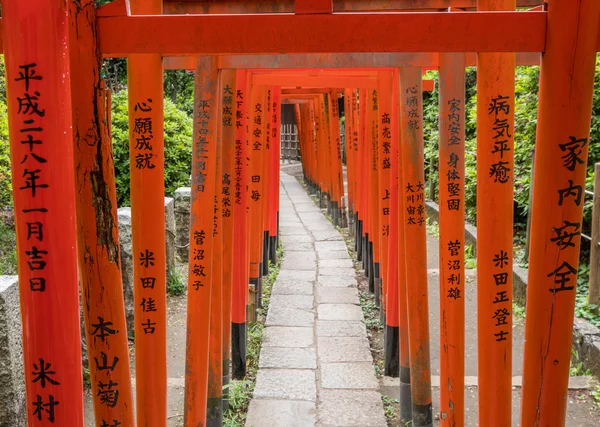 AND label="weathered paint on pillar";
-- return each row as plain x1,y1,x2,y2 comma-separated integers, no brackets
476,2,515,425
521,1,600,425
3,0,85,424
438,51,466,427
399,67,432,427
68,1,135,425
184,56,219,426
